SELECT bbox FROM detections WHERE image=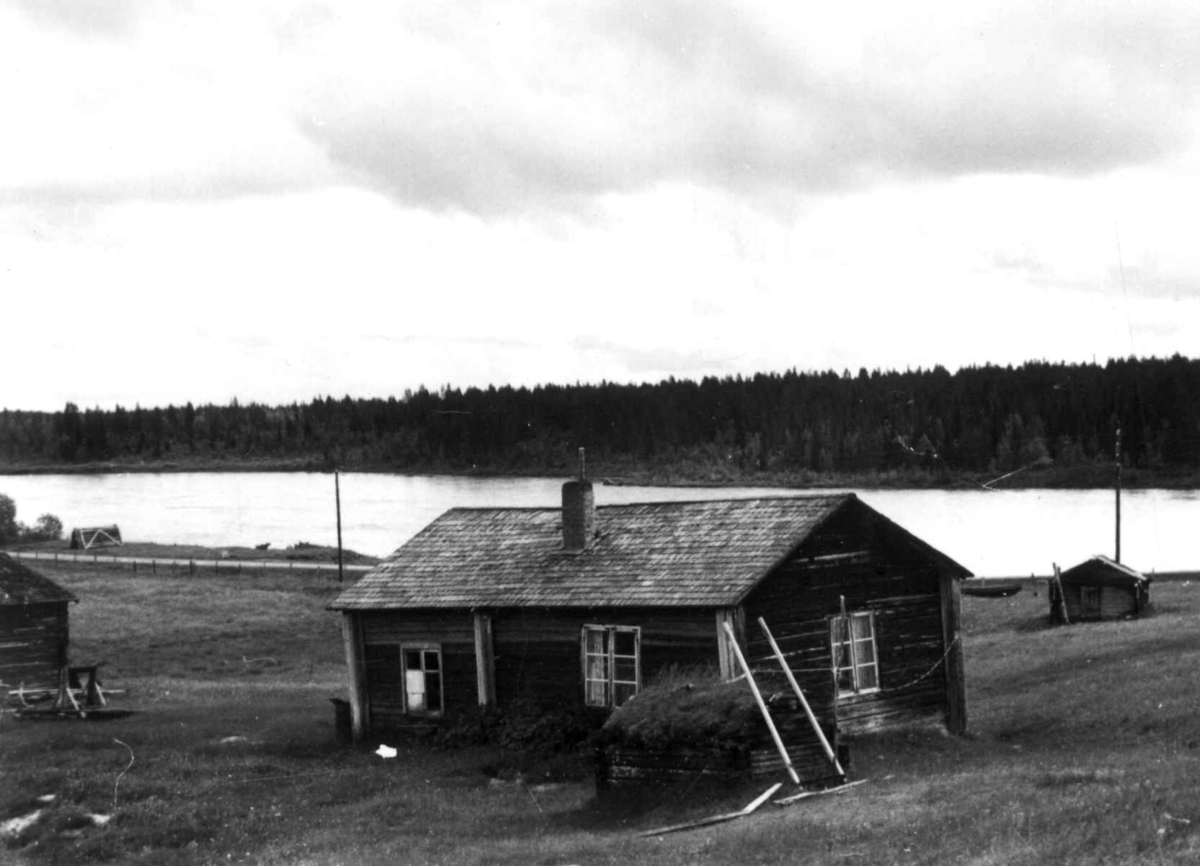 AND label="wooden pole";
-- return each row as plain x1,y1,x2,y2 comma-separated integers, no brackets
1052,562,1070,625
473,612,496,707
938,570,967,735
721,622,800,785
342,613,367,743
757,618,844,776
335,470,345,583
1115,426,1122,564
